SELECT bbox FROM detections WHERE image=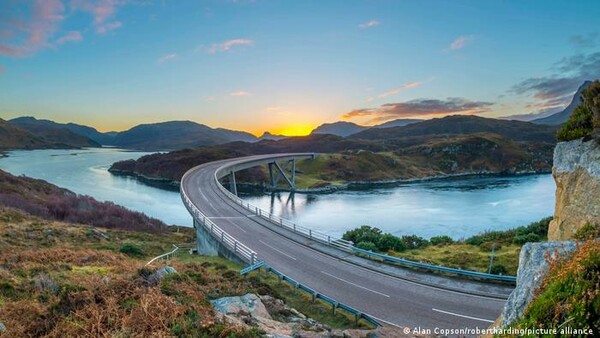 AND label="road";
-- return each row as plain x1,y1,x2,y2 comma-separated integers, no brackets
181,154,510,331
